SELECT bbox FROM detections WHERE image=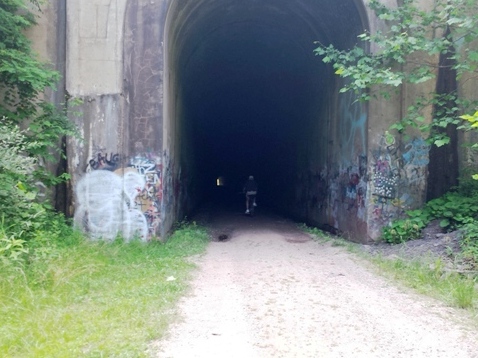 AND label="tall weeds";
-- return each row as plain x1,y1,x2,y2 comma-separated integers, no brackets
0,222,209,357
